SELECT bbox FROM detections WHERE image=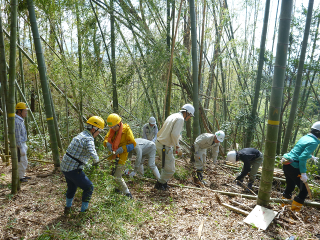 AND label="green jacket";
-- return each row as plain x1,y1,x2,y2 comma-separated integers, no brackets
283,133,320,173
